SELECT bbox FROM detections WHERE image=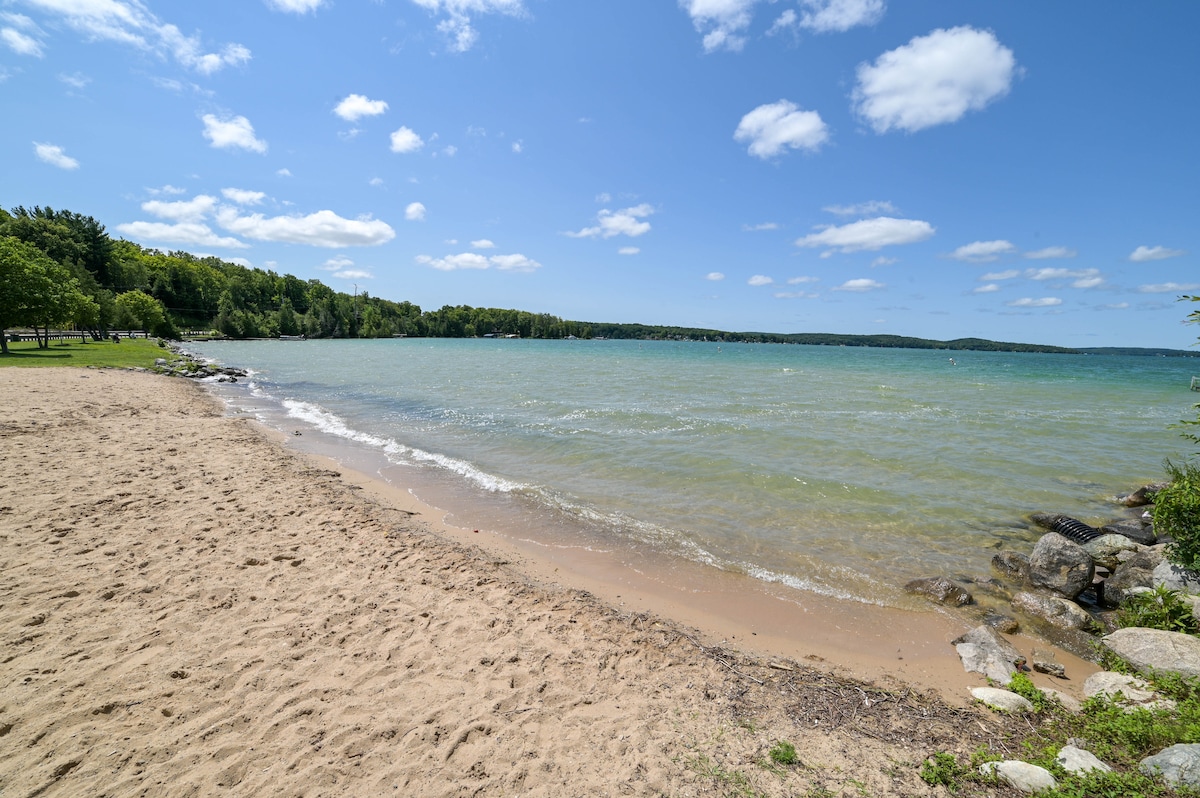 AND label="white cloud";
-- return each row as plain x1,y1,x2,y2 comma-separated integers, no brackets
21,0,251,74
2,19,44,56
680,0,757,53
1007,297,1062,308
787,276,819,284
748,274,774,286
949,239,1016,263
595,192,612,204
1025,246,1076,260
59,71,90,88
567,204,654,239
147,184,187,196
1026,267,1102,286
1073,275,1104,289
973,283,1000,294
767,9,797,36
1130,245,1186,262
215,208,396,247
734,100,828,159
511,140,523,153
981,269,1019,281
320,256,355,271
870,256,896,267
390,126,424,153
405,202,427,221
334,93,388,122
266,0,325,13
1105,302,1130,310
618,246,640,256
221,188,265,206
440,145,458,157
33,141,79,169
834,278,885,292
706,272,725,281
116,220,247,249
333,269,373,280
471,239,496,249
853,26,1018,134
490,253,541,272
795,216,934,253
742,222,779,232
1137,282,1200,294
369,177,384,187
798,0,885,34
823,200,898,217
775,290,819,299
410,0,527,53
277,168,292,177
141,194,218,222
202,114,267,153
